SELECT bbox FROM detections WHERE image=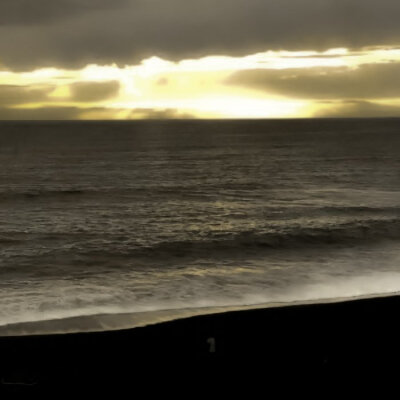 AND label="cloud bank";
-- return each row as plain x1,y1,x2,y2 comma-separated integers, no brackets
1,0,400,70
227,63,400,99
